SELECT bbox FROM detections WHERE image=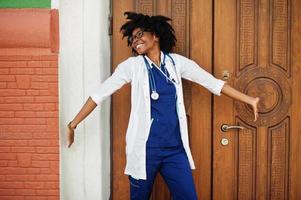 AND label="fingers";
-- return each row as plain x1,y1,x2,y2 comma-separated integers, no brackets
254,112,258,121
253,97,260,122
67,130,74,148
